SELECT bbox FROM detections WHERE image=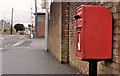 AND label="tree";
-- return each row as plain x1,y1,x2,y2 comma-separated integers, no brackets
14,23,25,32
